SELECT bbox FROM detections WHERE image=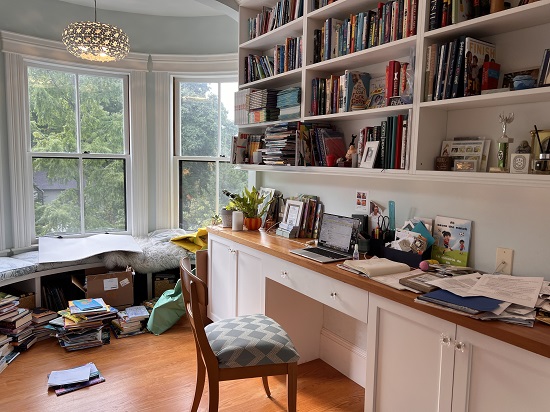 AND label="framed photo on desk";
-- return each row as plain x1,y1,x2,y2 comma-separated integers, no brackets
360,141,379,169
282,199,304,230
